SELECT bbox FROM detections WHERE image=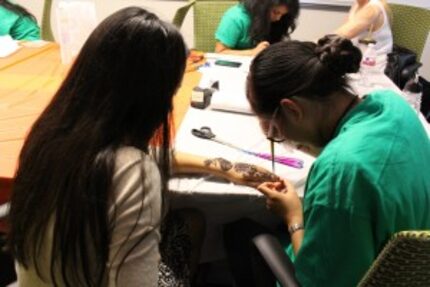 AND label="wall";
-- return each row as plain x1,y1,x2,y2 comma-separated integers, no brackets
302,0,430,9
15,0,194,47
15,0,430,77
15,0,346,47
